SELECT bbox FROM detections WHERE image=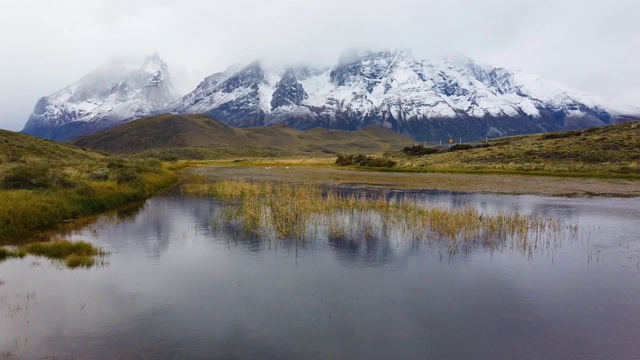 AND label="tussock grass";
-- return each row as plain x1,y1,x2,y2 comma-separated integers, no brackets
20,239,104,259
0,247,25,261
0,240,107,268
184,180,576,254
